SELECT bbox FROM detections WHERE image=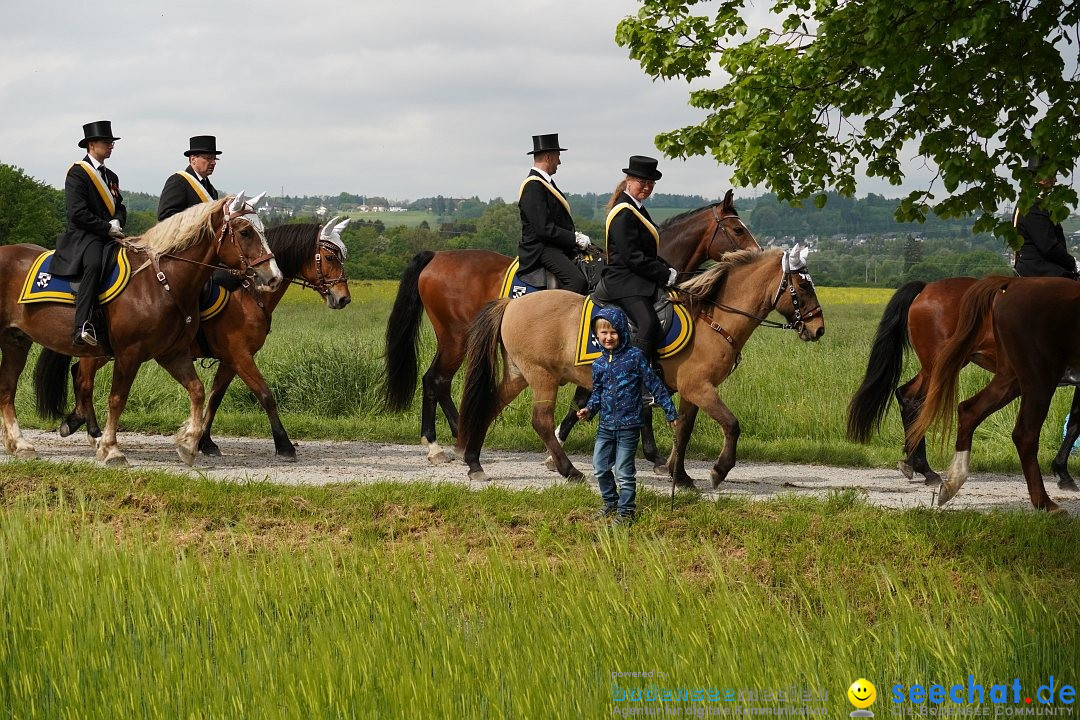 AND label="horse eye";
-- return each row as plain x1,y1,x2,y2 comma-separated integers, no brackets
734,227,744,234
